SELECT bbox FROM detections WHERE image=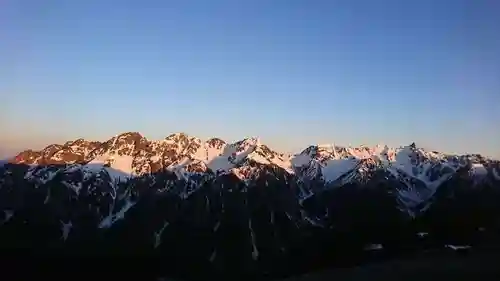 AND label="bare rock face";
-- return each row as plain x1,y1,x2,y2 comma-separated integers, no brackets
11,149,43,164
11,138,103,165
206,137,226,150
